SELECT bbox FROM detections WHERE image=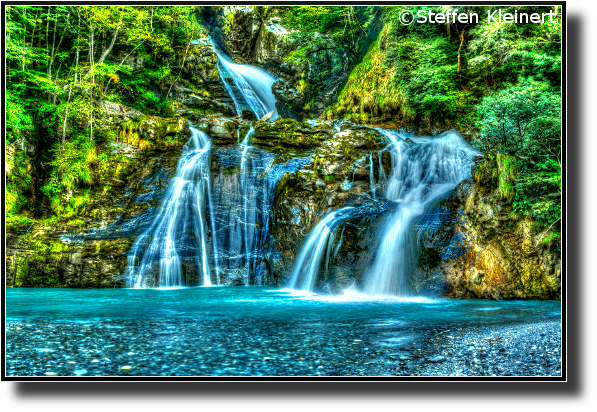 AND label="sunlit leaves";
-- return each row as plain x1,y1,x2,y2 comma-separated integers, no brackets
475,78,560,157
